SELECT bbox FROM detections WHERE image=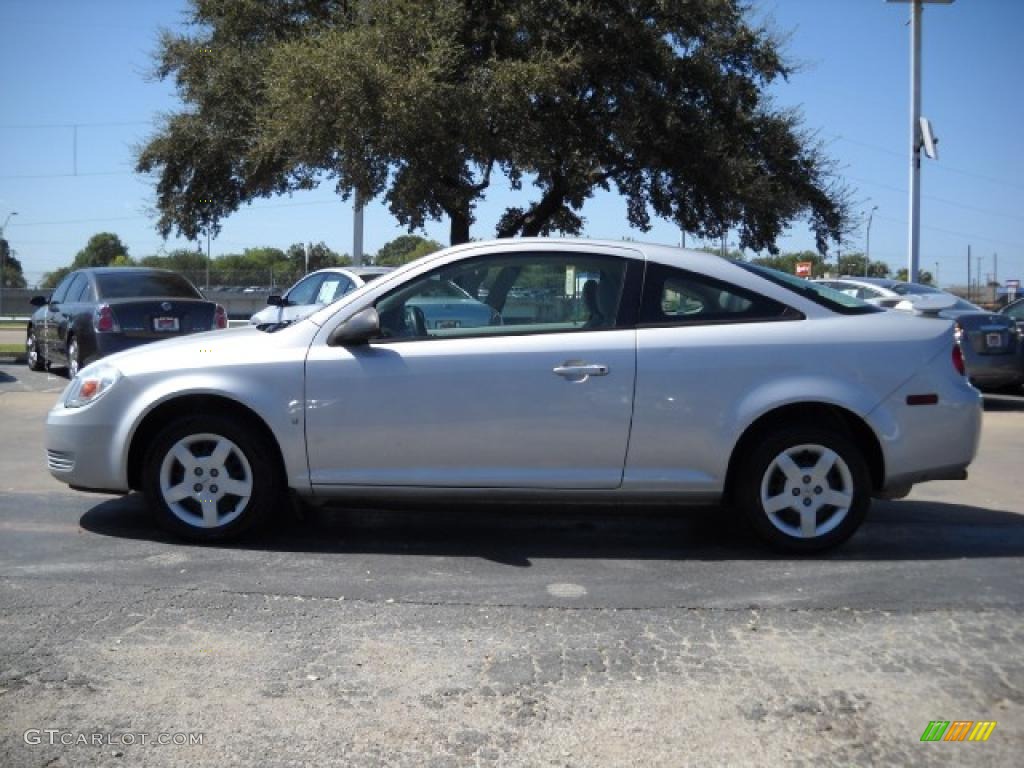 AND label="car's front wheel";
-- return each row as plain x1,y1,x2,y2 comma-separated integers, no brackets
142,415,282,541
736,427,870,552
